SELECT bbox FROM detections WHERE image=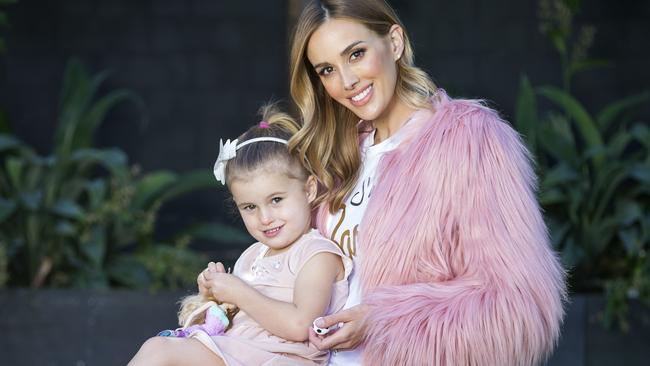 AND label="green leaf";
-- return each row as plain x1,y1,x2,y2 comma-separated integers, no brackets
585,218,618,256
72,268,109,289
547,219,571,250
73,89,140,151
54,220,76,236
564,0,582,12
592,165,633,223
618,228,640,256
131,171,178,210
51,199,84,219
606,129,632,159
108,256,151,289
538,86,603,160
81,226,106,267
5,156,23,188
135,244,205,291
84,179,107,209
569,59,610,76
629,163,650,183
597,91,650,131
0,133,21,152
20,191,42,210
538,114,579,165
156,170,217,206
550,31,567,55
616,201,642,227
55,60,93,156
542,163,579,188
515,75,537,152
70,148,129,177
0,197,16,223
55,60,113,157
560,237,584,268
539,188,566,205
630,123,650,150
